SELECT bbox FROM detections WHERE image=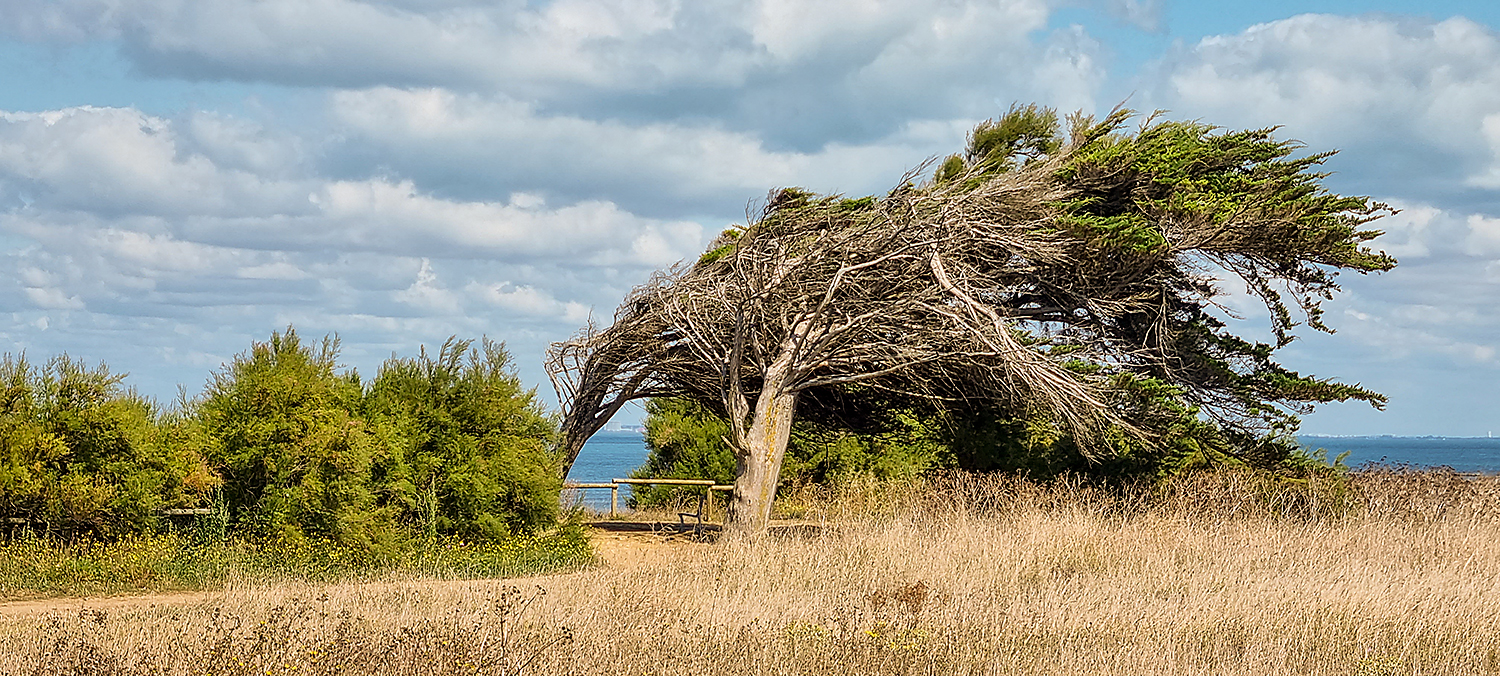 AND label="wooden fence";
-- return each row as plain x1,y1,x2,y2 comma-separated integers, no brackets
563,478,733,518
